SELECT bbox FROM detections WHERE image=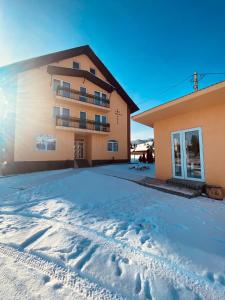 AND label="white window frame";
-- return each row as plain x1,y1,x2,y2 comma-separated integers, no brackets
107,140,118,152
36,135,56,152
79,86,87,101
53,106,71,117
95,114,107,123
94,91,108,106
52,79,71,92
